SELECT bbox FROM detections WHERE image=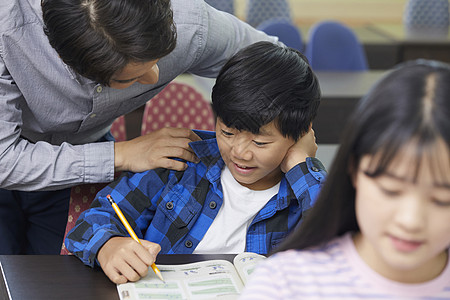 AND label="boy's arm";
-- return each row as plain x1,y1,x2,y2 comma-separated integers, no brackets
65,169,172,267
285,157,327,213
